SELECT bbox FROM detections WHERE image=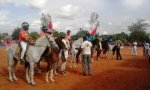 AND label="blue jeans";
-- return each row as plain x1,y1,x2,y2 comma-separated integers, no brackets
82,54,92,75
